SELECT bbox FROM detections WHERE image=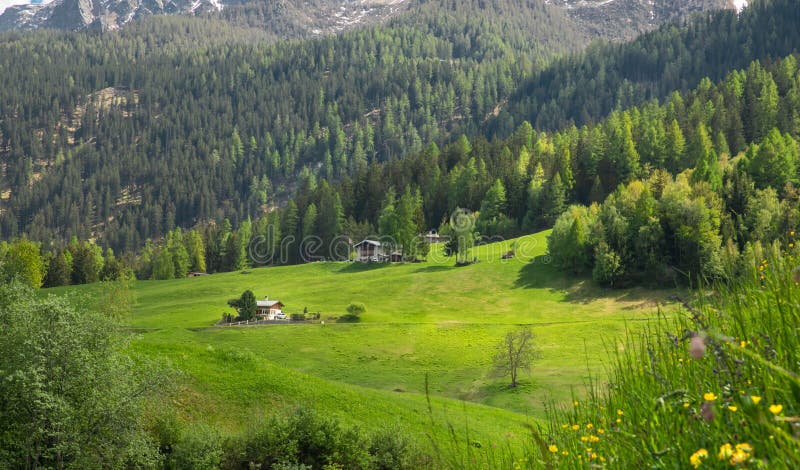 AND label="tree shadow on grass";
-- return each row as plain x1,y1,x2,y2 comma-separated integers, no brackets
413,265,456,274
334,262,393,274
459,379,539,412
514,256,677,307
